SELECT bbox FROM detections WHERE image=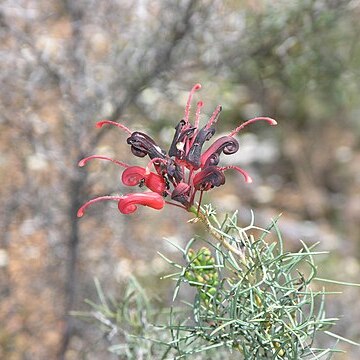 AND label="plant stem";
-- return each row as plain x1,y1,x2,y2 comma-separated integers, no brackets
188,206,243,257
